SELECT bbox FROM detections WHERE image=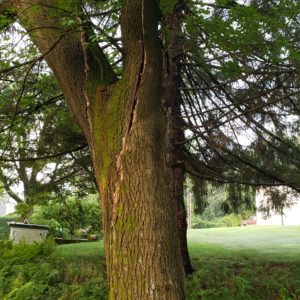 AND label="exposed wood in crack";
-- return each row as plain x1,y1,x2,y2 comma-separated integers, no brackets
112,0,147,229
78,18,92,136
77,16,97,169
